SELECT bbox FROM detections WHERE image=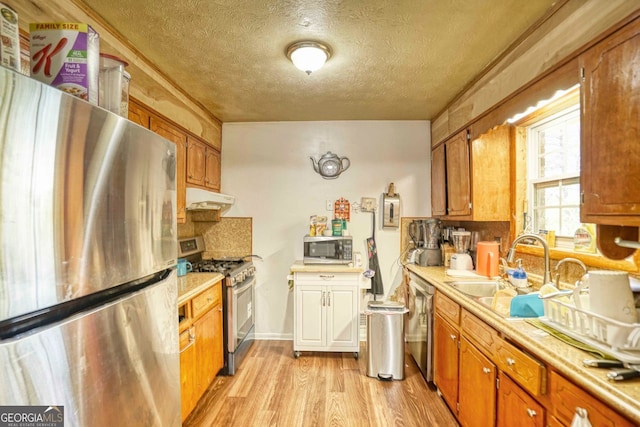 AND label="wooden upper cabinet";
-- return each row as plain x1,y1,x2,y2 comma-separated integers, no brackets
150,117,187,223
186,137,207,187
205,147,221,191
446,129,471,216
187,136,221,192
431,143,447,216
432,125,511,220
580,17,640,225
128,99,151,128
470,124,511,221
